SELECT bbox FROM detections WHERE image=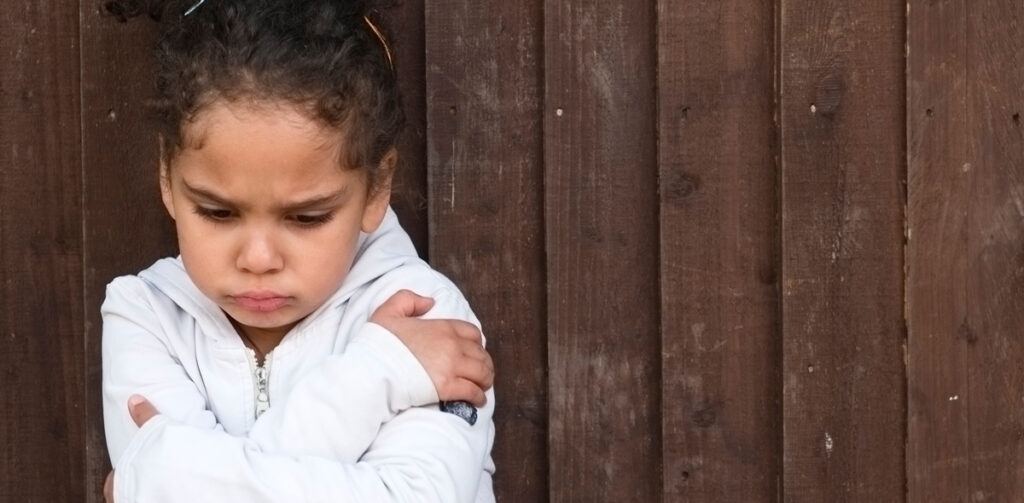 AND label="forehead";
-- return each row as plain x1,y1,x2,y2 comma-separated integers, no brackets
184,99,342,152
171,100,365,198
